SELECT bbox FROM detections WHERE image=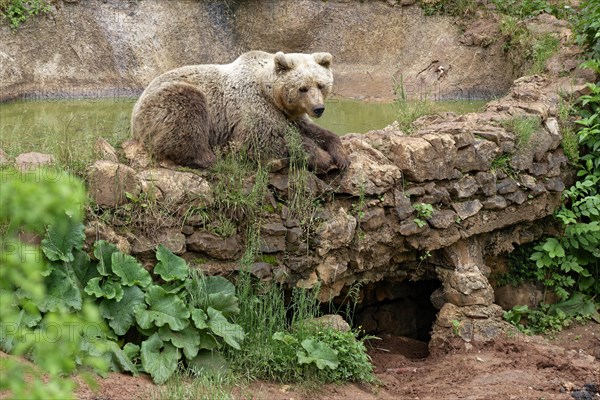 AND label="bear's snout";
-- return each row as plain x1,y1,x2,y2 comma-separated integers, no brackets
313,106,325,117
